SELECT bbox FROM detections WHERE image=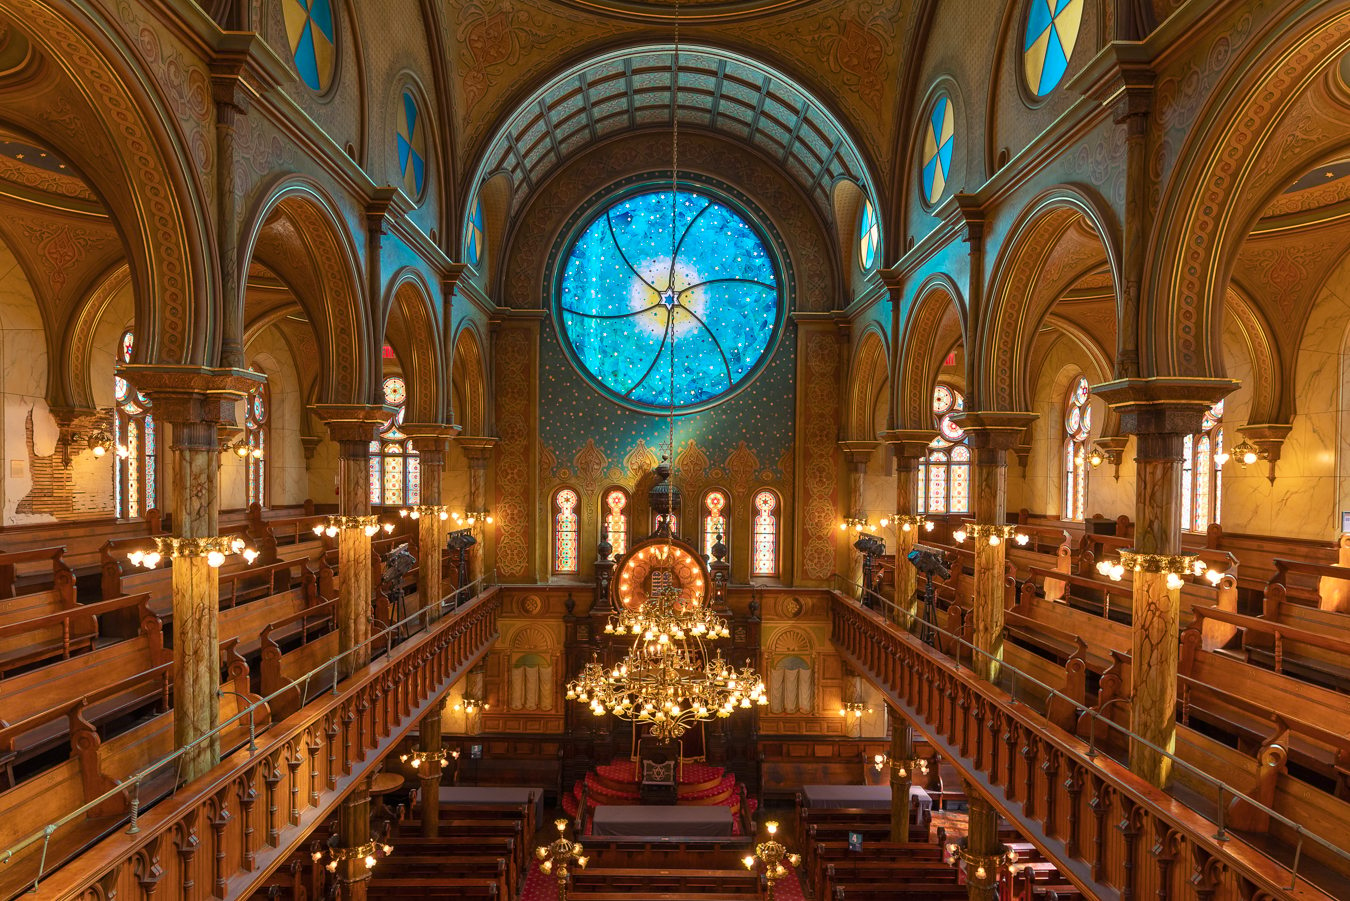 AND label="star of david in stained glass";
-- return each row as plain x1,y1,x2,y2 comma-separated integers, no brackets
1024,0,1084,97
859,199,879,270
397,90,427,199
922,96,955,205
282,0,336,93
466,198,485,267
557,187,781,413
